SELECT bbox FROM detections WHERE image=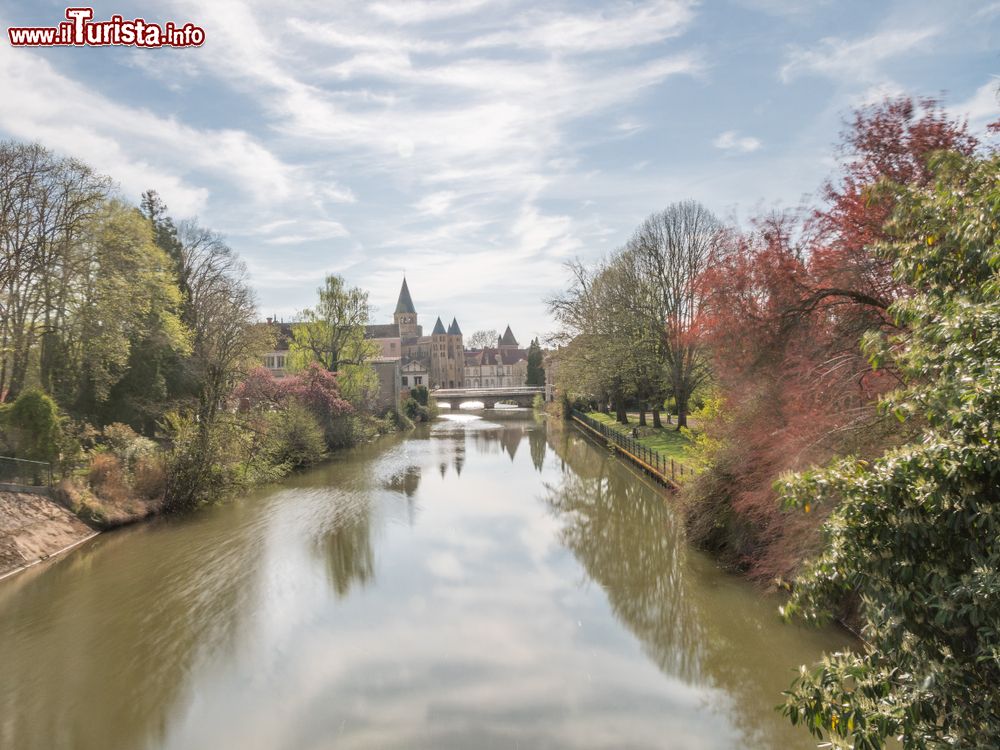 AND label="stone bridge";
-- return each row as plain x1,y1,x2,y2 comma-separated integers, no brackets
431,387,544,409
